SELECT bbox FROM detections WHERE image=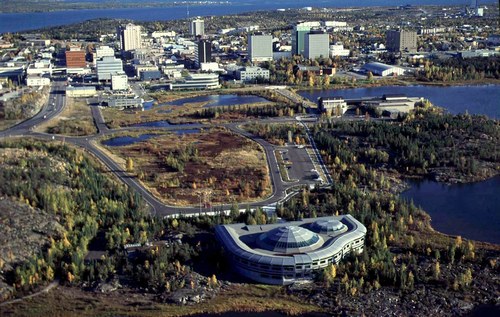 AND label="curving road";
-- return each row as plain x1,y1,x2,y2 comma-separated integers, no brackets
0,84,329,217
